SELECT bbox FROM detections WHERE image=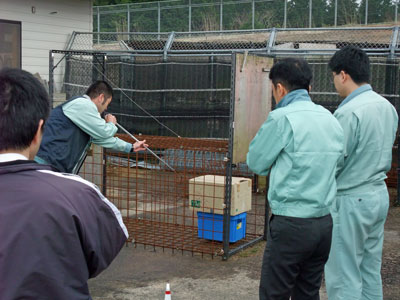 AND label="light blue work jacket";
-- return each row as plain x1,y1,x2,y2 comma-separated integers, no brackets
334,84,398,194
247,89,344,218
